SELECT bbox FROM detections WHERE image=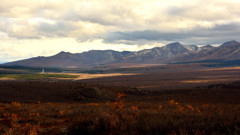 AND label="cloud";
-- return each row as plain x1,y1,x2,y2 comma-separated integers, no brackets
0,0,240,43
37,21,75,37
0,17,39,39
103,22,240,45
